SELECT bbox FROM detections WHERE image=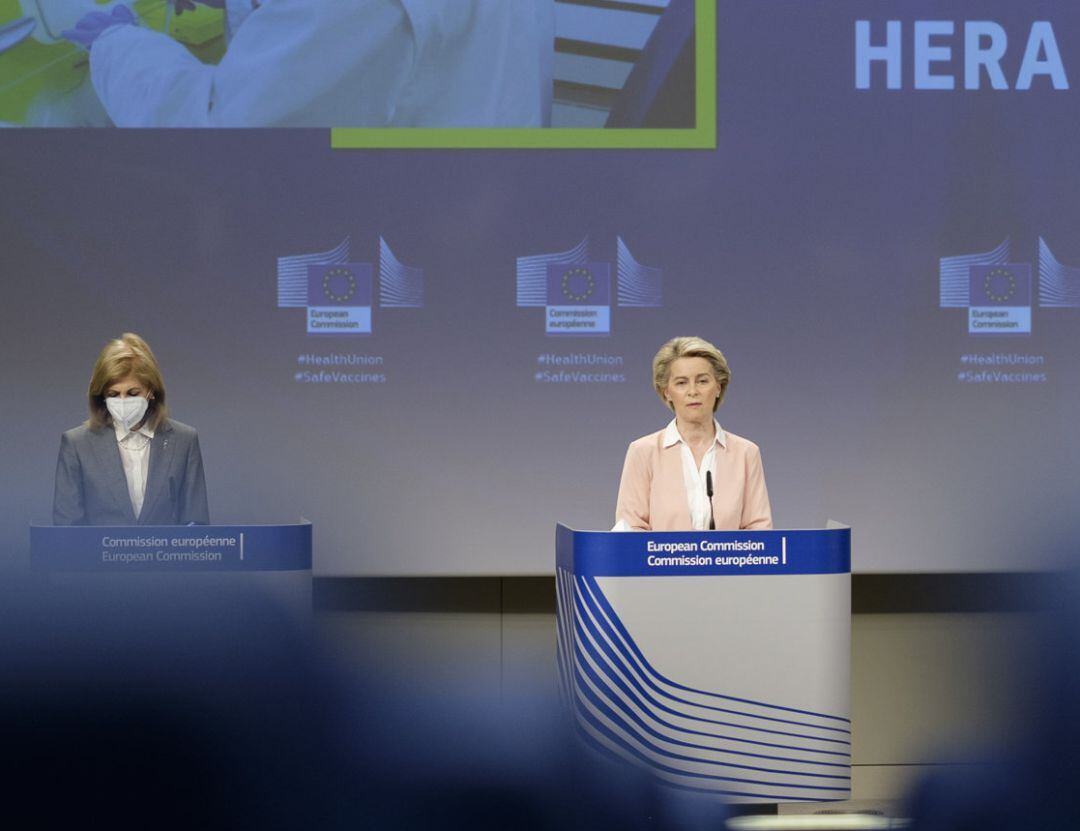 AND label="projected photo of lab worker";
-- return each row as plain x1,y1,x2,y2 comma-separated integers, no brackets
0,0,700,133
1,0,552,126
